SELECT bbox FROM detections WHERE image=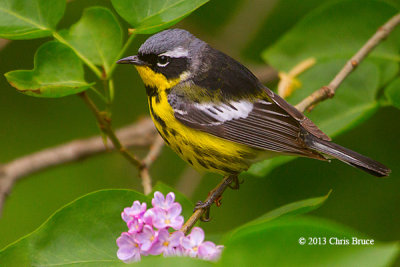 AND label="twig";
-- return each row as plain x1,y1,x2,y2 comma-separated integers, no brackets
139,136,165,195
295,13,400,112
180,13,400,233
79,92,143,168
0,118,157,216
